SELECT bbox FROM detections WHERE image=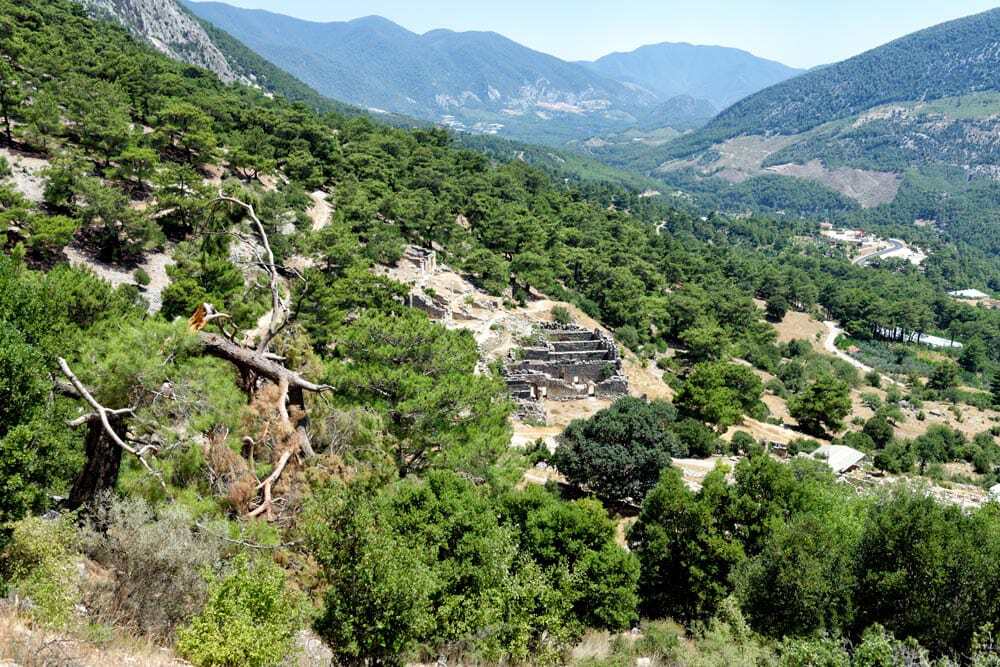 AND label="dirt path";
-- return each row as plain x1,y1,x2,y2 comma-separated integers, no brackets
63,247,174,313
308,190,332,231
0,146,48,203
823,321,869,372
